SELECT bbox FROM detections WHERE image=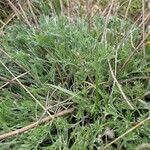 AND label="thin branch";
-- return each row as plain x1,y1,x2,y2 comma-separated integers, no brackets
103,116,150,149
108,60,134,109
0,71,29,90
0,108,74,141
